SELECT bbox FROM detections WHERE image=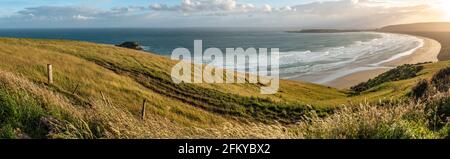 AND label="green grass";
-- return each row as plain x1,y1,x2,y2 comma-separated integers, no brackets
0,81,95,139
0,38,343,124
2,37,450,138
350,64,425,94
0,89,47,138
